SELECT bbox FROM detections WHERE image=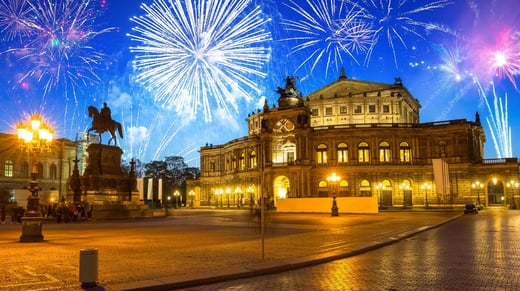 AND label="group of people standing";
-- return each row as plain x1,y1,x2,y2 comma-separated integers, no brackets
0,201,92,224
